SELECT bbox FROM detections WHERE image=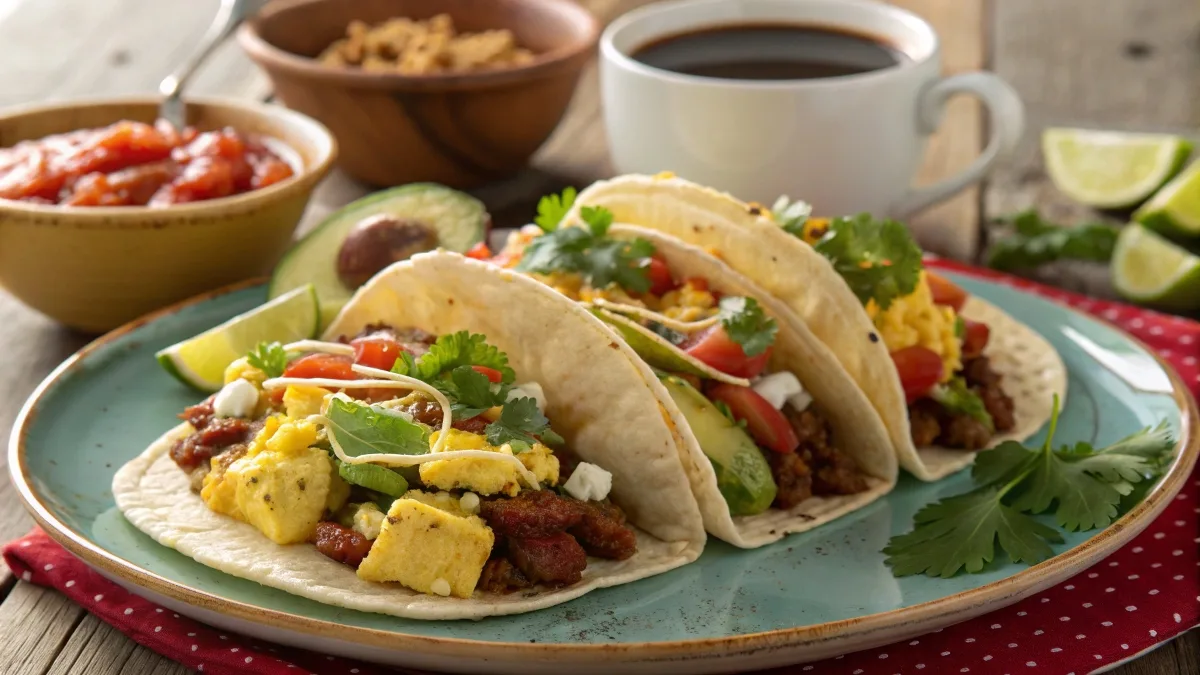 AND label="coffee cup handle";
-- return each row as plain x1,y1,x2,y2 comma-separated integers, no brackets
894,72,1025,218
